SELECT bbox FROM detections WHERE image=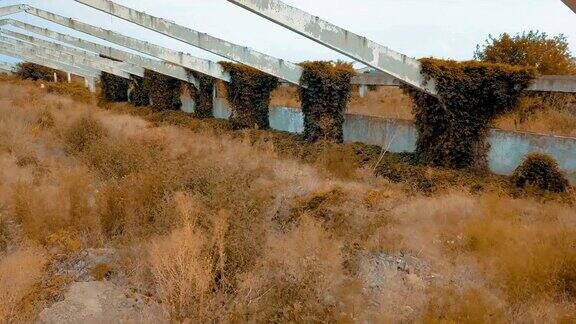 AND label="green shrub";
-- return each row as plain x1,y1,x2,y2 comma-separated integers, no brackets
405,59,536,169
16,63,66,82
512,153,569,193
100,72,129,102
220,62,279,129
143,70,183,111
299,61,355,142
